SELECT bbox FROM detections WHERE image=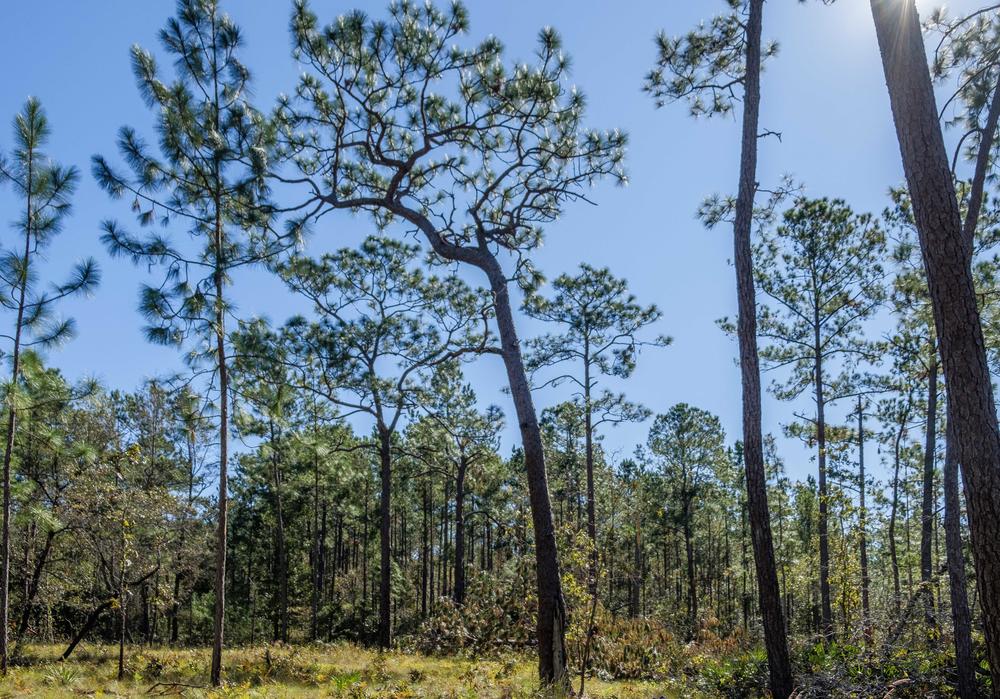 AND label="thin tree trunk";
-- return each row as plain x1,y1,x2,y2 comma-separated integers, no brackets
732,4,793,689
483,262,568,688
268,420,288,643
890,424,903,616
583,346,598,597
60,600,113,661
684,503,697,638
453,455,467,605
814,320,834,640
945,412,977,698
377,429,392,648
921,356,938,631
12,528,55,654
857,399,873,646
209,225,229,688
871,2,1000,688
0,156,33,674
